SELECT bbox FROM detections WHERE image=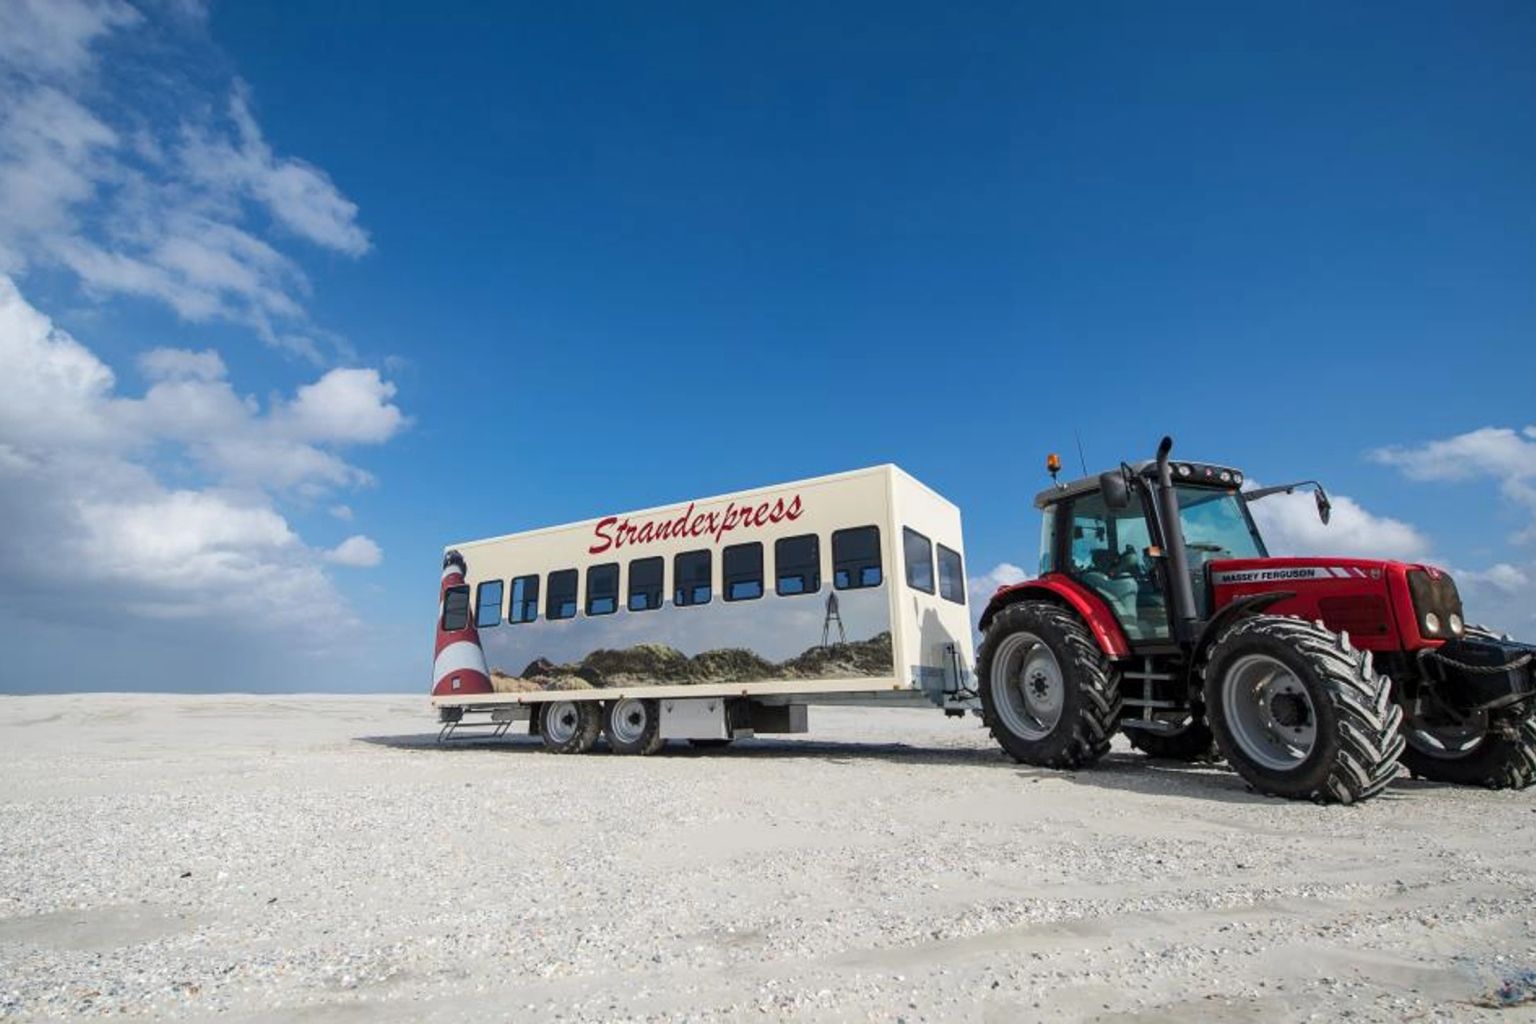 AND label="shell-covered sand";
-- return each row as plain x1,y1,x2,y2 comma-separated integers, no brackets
1,694,1533,1022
